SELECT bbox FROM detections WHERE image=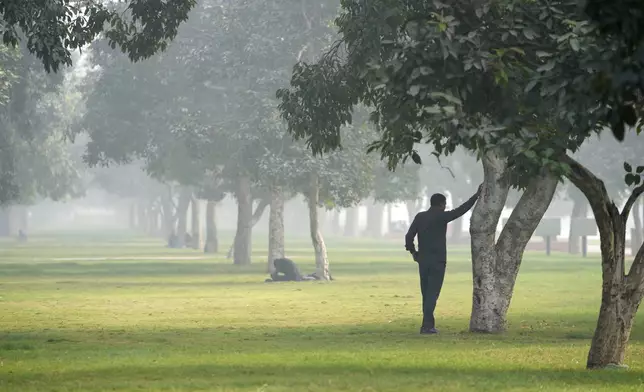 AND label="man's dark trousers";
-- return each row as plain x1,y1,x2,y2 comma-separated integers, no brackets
418,261,446,329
